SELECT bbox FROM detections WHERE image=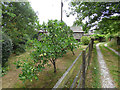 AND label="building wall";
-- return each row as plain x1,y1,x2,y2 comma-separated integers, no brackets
73,32,84,39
